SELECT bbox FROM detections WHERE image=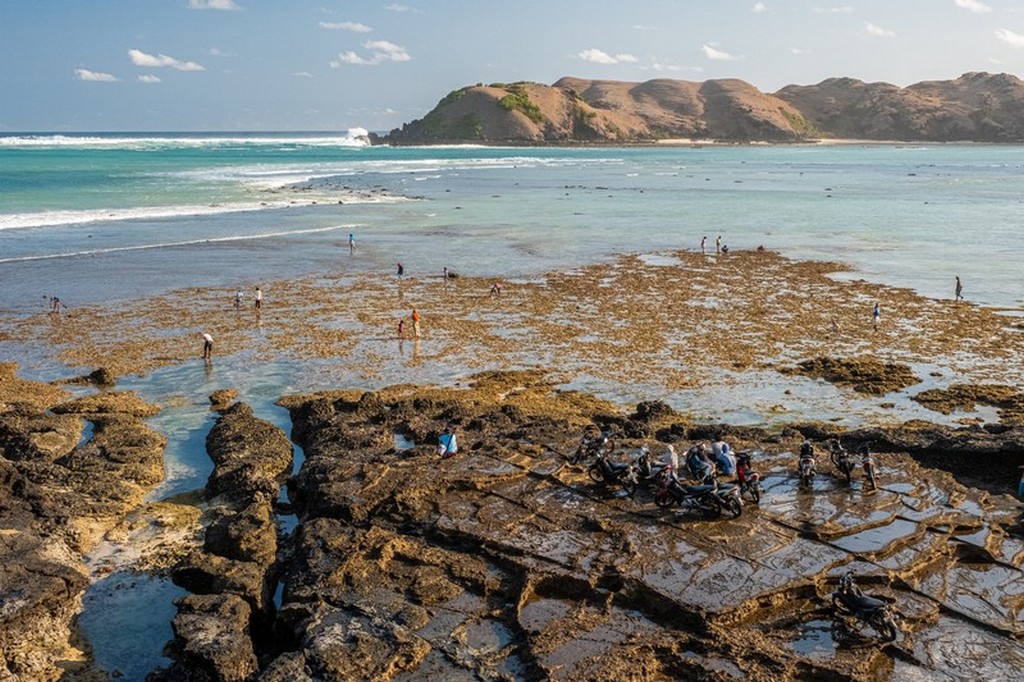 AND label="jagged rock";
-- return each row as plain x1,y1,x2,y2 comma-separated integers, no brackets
204,403,293,507
168,593,258,682
209,389,240,411
51,391,161,419
63,367,117,387
203,498,277,565
173,551,272,614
